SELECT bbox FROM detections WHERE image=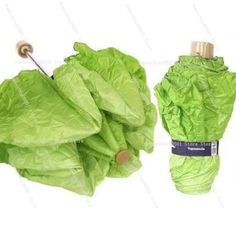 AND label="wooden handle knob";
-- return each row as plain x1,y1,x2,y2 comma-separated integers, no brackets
16,40,33,58
191,41,214,58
